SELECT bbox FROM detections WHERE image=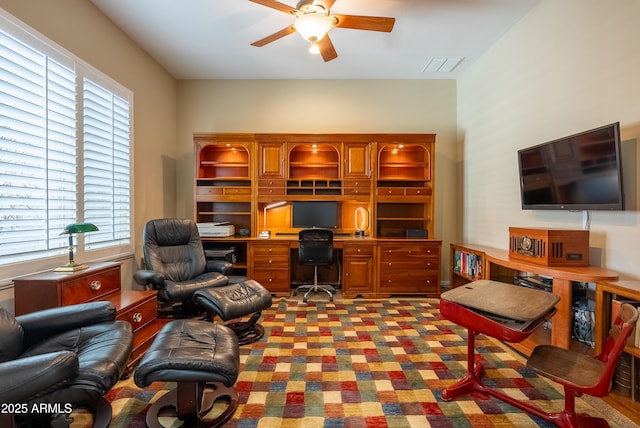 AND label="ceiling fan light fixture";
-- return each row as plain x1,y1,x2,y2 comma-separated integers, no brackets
294,13,332,42
308,42,321,54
